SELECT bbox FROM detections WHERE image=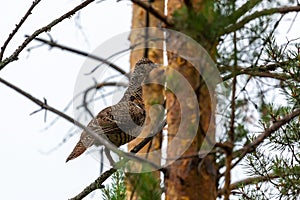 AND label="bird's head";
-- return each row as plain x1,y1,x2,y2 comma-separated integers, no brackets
129,57,160,88
132,57,158,77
